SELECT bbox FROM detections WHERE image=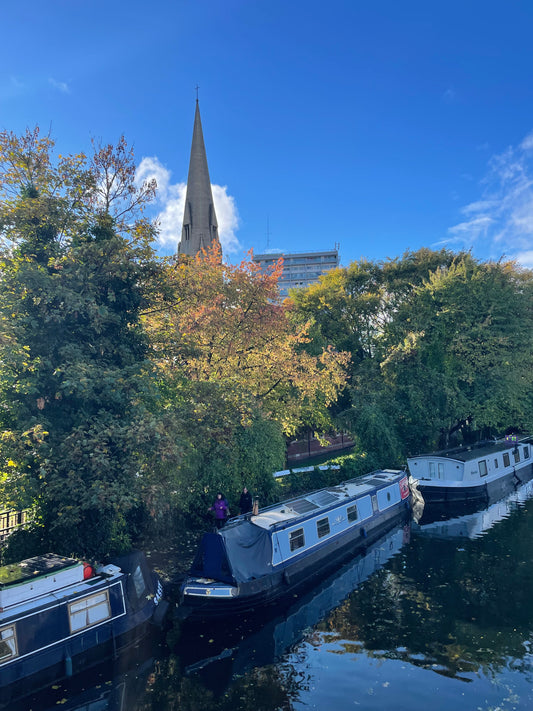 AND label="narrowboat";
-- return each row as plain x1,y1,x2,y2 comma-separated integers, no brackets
406,435,533,506
0,550,166,705
180,469,411,617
